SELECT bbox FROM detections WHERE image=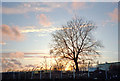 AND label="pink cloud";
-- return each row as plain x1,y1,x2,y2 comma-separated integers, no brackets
24,53,47,54
108,8,118,22
37,14,52,27
2,7,27,14
71,2,86,10
2,3,54,14
25,64,36,68
2,58,23,72
2,52,50,59
9,52,24,58
0,41,6,45
24,55,52,58
2,52,24,59
1,24,24,41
